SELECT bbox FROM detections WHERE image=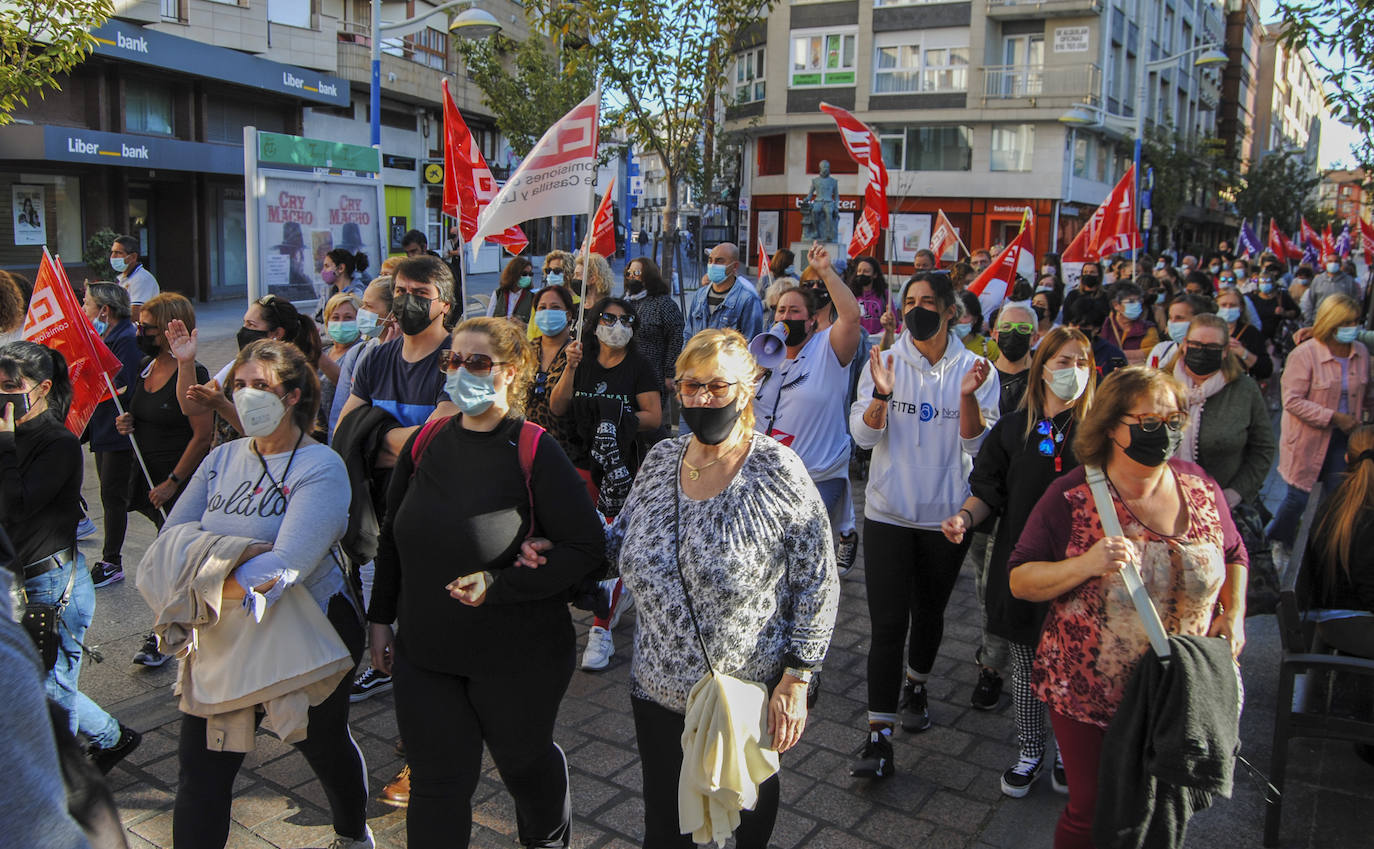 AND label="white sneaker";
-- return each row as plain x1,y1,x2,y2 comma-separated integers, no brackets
606,582,633,630
328,825,375,849
581,625,614,671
